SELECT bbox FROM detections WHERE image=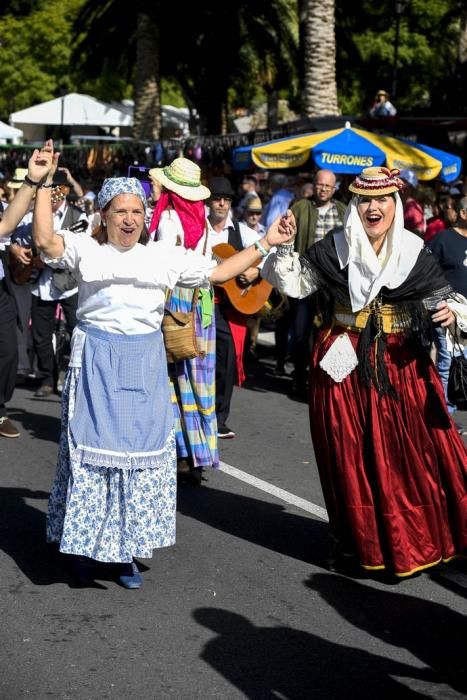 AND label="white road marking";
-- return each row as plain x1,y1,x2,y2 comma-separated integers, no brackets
219,461,329,522
220,463,467,589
